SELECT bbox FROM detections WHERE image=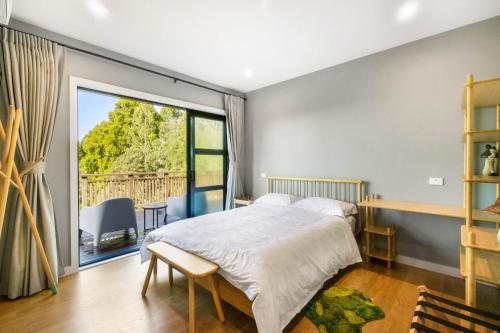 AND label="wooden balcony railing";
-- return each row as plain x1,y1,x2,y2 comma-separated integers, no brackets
79,172,187,207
